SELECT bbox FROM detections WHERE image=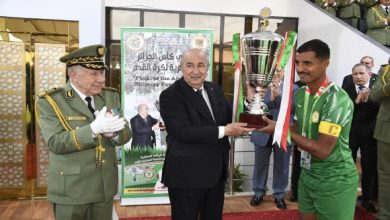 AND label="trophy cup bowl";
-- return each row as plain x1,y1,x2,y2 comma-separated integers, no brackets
239,30,284,128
